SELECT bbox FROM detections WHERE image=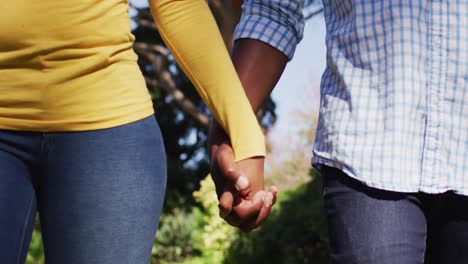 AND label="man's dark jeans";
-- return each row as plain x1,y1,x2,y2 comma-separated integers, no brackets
321,165,468,264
